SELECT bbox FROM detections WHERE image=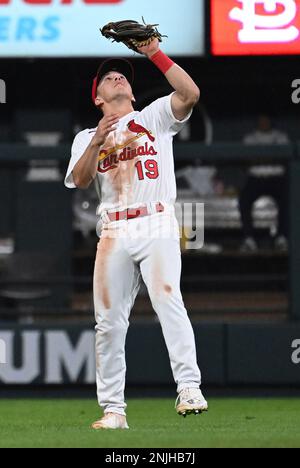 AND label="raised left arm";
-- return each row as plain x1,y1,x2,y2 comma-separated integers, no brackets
138,39,200,121
165,64,200,121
